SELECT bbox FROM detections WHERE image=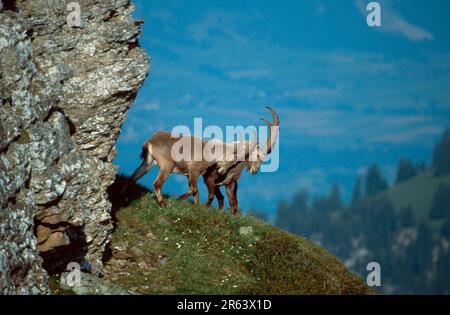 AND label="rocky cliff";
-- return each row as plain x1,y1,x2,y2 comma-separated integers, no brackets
0,0,149,294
